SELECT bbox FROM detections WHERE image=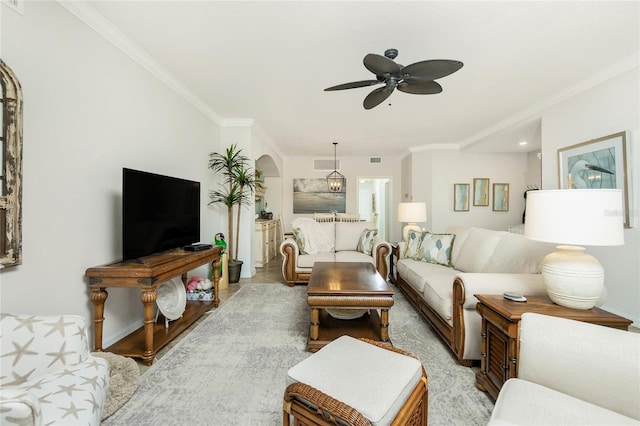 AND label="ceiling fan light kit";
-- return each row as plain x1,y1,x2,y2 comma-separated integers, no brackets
325,48,463,109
